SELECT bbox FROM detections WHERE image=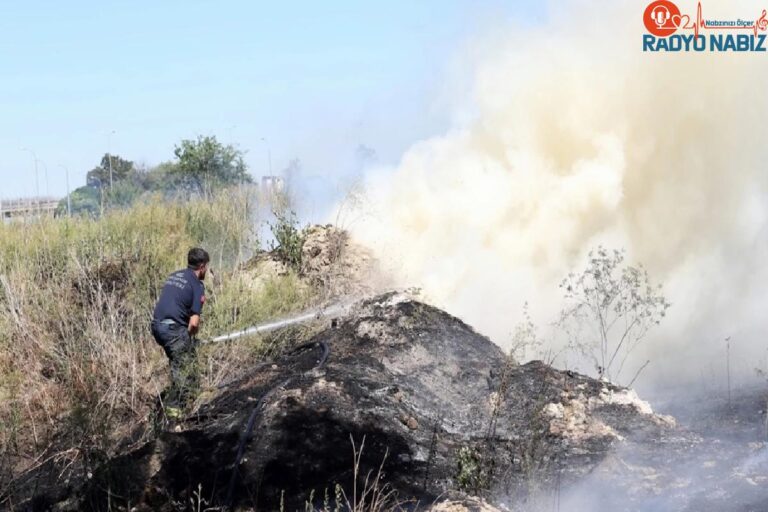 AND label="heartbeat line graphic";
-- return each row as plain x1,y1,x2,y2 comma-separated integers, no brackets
675,2,768,37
